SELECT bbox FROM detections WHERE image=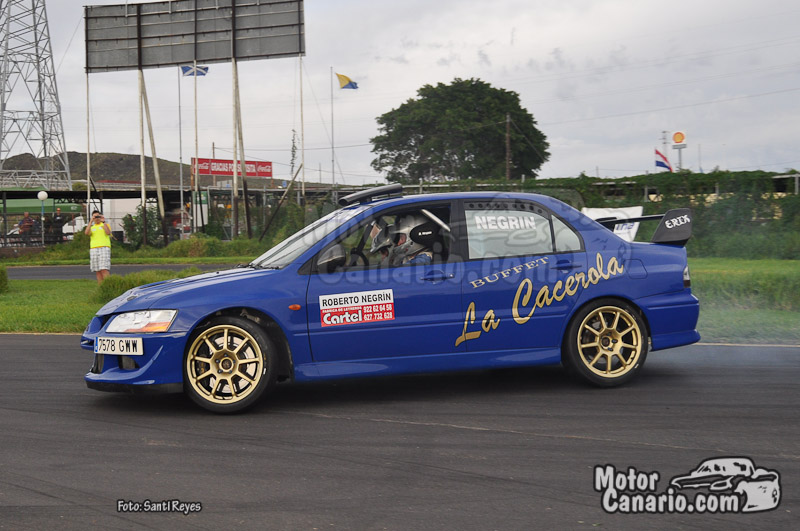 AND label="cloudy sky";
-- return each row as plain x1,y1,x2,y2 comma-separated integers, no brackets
35,0,800,184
